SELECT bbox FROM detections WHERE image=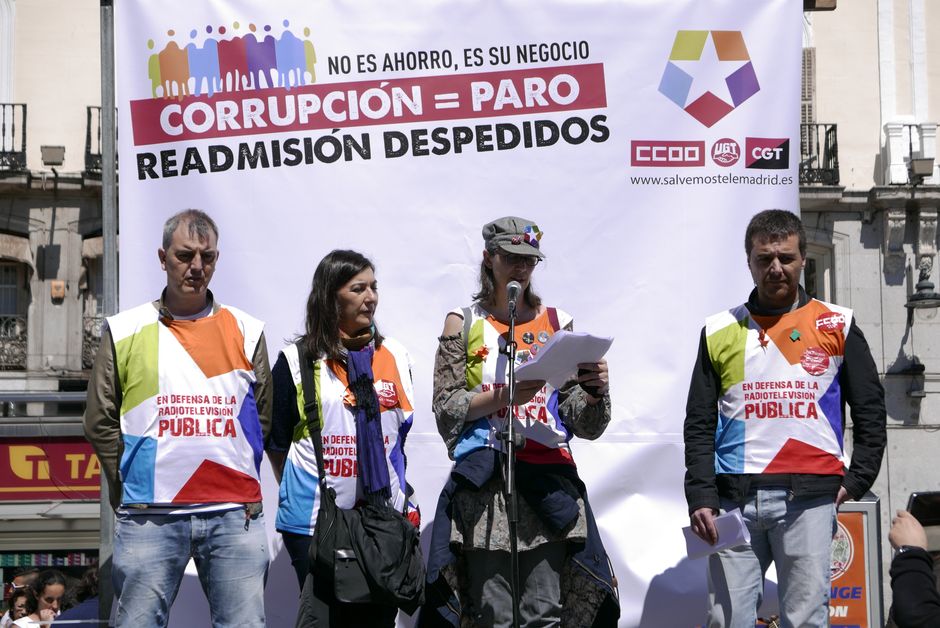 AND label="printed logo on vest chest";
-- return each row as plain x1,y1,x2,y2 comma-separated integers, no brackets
374,379,399,408
343,380,399,408
815,312,846,333
800,346,830,376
